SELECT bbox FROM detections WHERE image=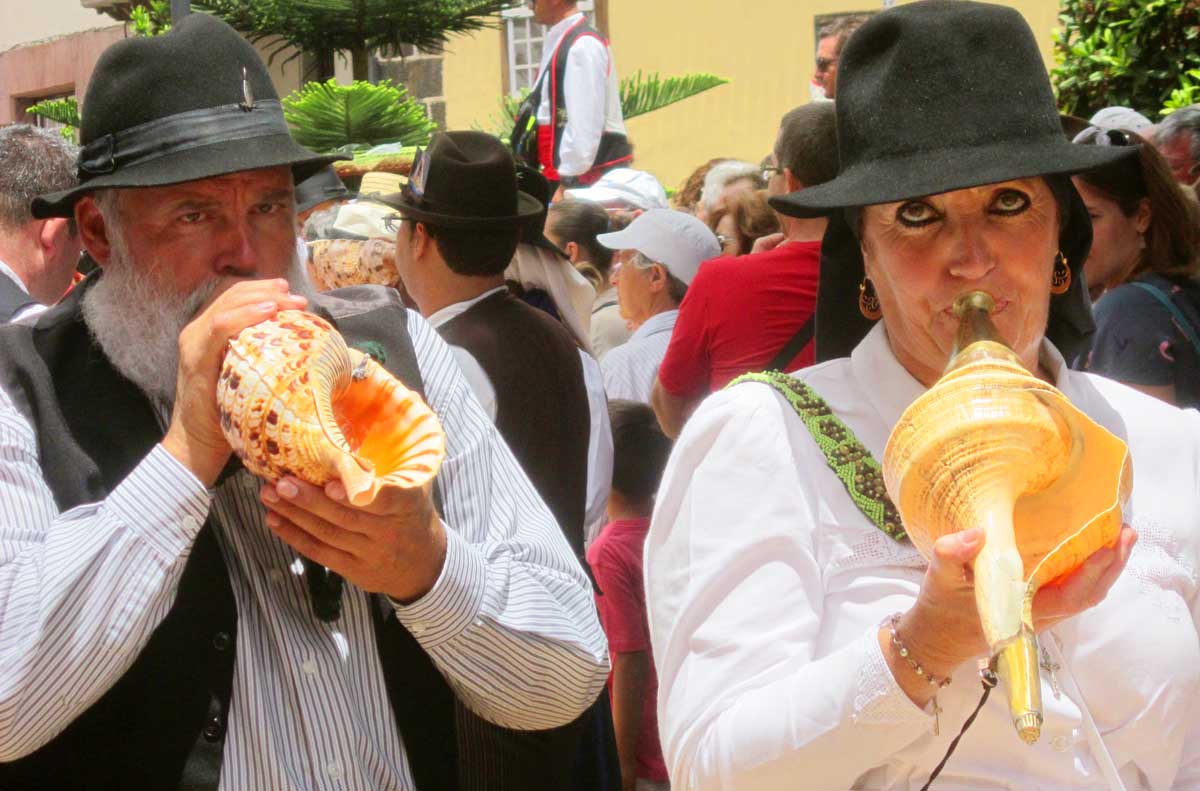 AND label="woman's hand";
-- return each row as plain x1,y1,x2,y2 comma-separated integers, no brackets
881,525,1137,708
